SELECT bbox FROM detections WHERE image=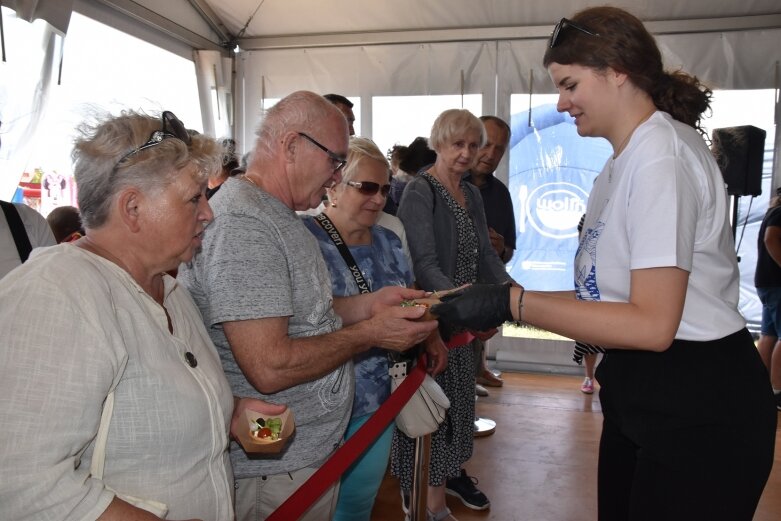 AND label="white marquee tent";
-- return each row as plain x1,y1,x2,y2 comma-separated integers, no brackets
3,0,781,370
4,0,781,150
